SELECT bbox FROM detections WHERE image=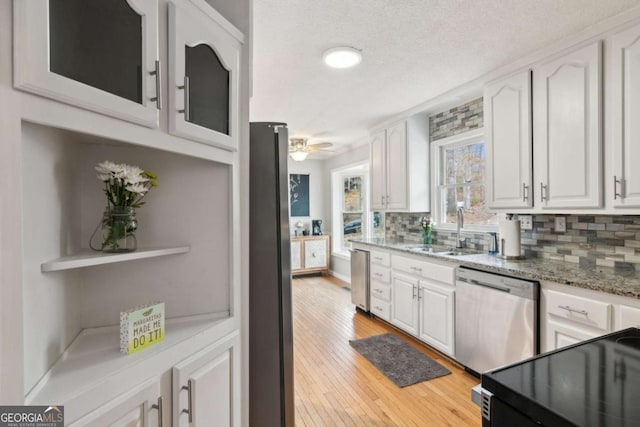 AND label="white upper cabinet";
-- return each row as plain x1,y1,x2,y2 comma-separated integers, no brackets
612,23,640,208
386,121,409,210
13,0,161,128
533,42,602,209
370,129,387,210
369,115,429,212
168,0,241,150
485,70,533,209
